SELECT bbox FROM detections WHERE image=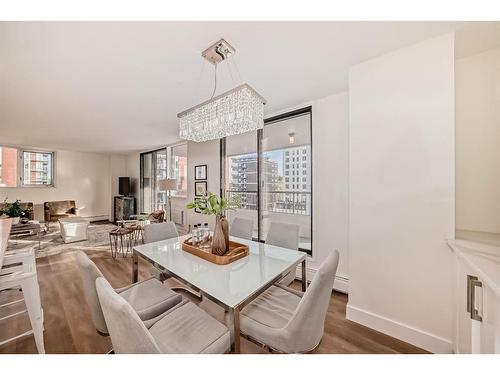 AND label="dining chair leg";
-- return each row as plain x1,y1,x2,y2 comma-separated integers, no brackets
301,259,307,292
132,251,139,283
22,276,45,354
